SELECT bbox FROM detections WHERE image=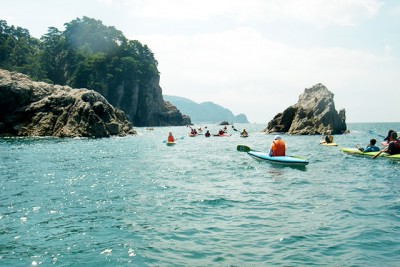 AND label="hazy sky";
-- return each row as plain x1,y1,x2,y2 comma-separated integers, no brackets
2,0,400,123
